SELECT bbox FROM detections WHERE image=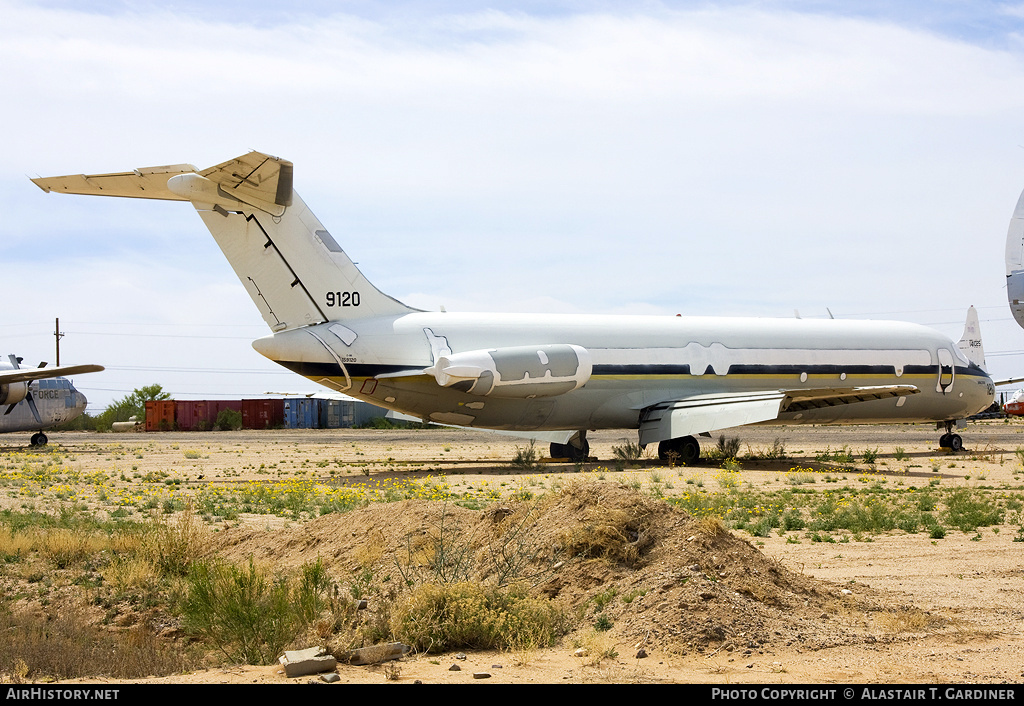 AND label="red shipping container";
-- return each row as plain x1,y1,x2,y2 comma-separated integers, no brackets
211,400,243,429
242,399,284,429
145,400,175,432
176,400,212,431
